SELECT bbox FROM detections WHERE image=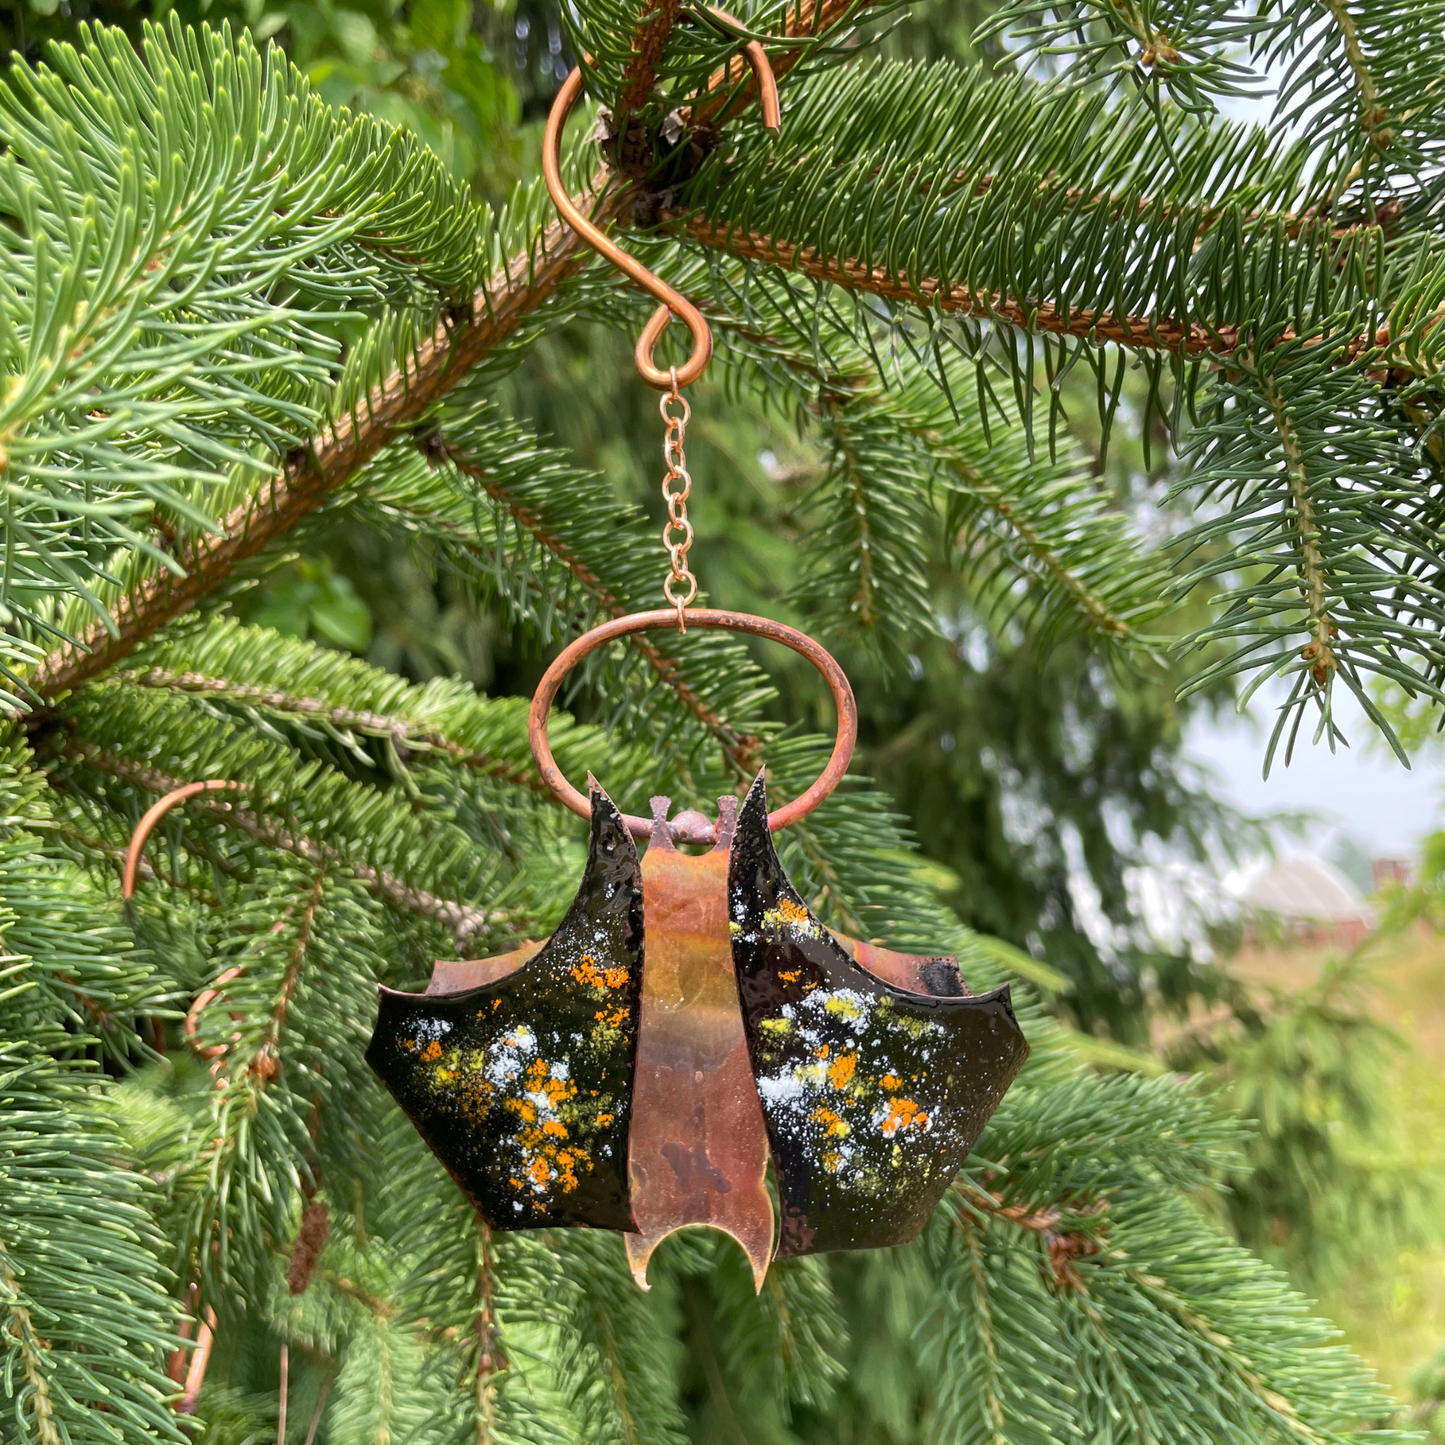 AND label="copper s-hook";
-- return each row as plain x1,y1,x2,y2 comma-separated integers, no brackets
122,780,243,899
542,12,780,391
